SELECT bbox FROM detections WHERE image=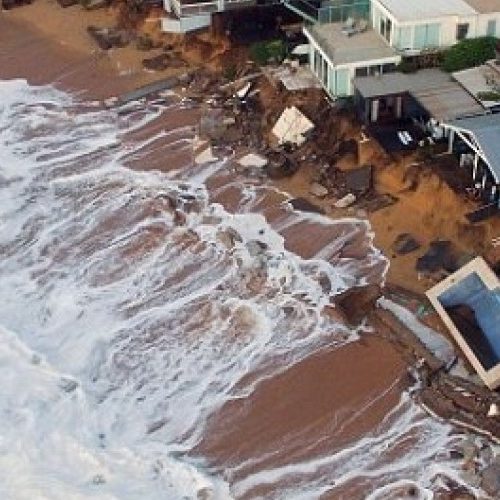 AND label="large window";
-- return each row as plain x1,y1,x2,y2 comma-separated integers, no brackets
395,26,412,49
456,23,469,41
414,23,441,49
336,69,350,96
487,19,497,37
